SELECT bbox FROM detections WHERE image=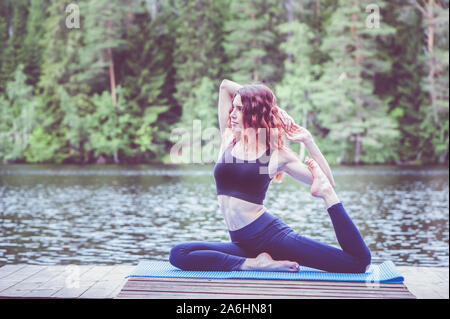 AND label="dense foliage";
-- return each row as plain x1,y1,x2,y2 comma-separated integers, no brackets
0,0,448,165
